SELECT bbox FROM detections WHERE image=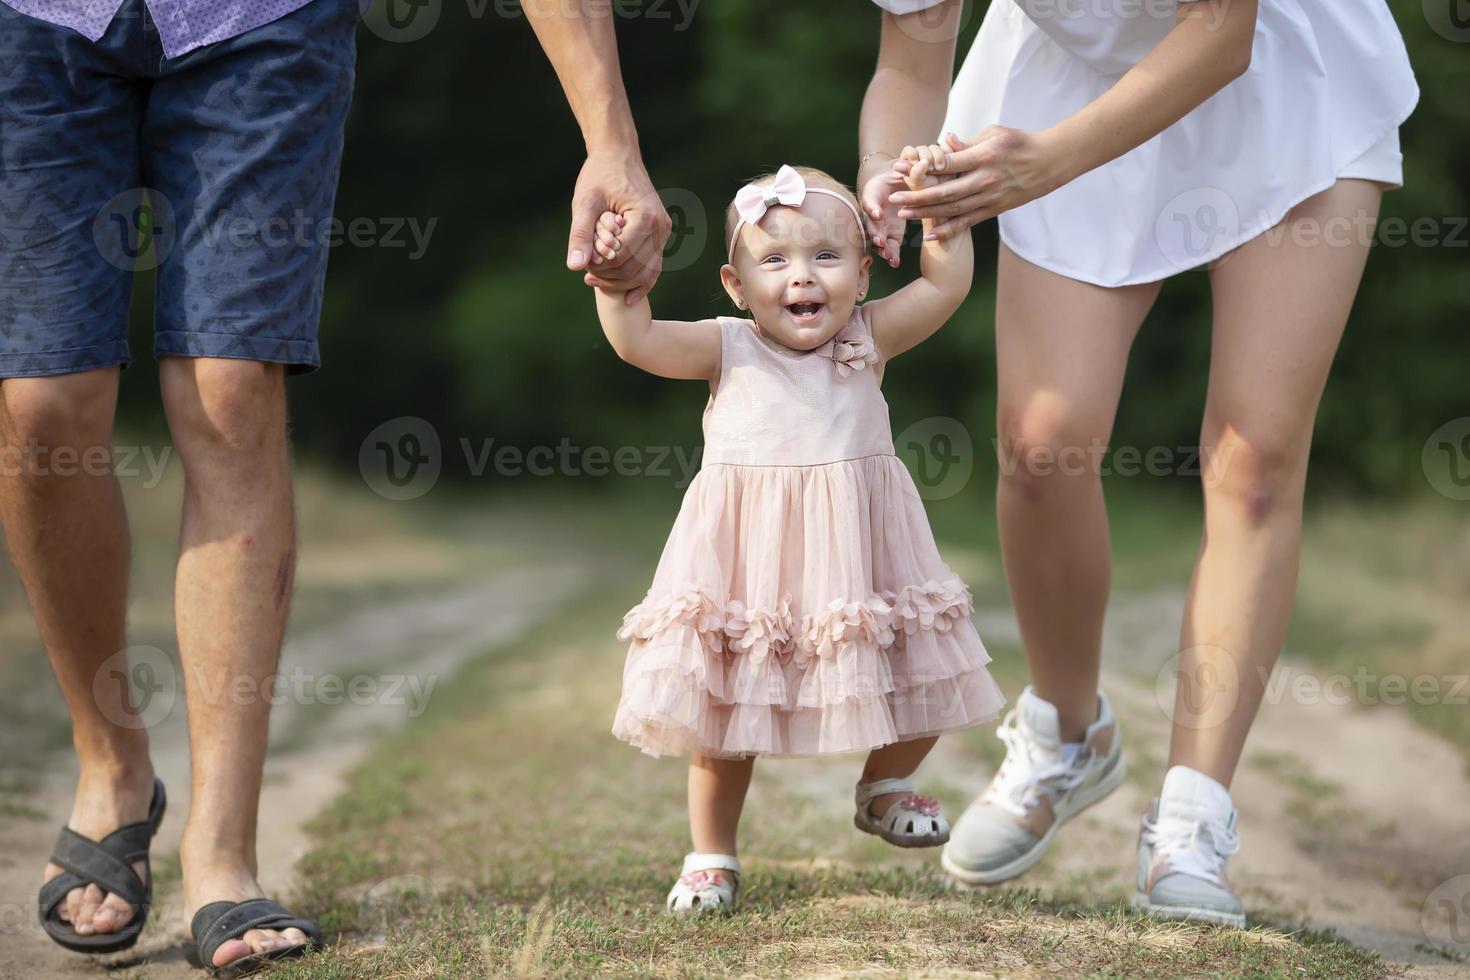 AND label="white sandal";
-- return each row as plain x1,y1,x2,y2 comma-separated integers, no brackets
666,852,742,916
854,777,951,848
